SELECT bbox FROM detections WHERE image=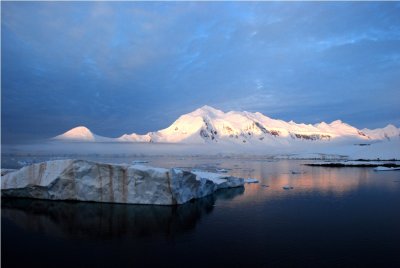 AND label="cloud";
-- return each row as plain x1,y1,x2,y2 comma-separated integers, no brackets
2,1,400,143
